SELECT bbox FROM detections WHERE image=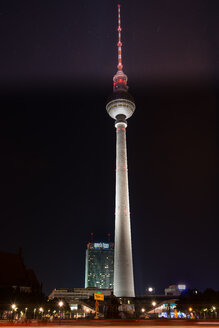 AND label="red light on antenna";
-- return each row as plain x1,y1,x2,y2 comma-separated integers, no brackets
118,4,121,8
91,232,93,235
